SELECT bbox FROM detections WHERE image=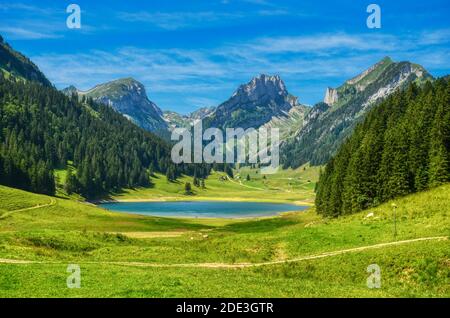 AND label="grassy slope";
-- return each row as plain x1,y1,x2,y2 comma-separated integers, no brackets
109,164,320,204
0,183,449,297
0,186,50,214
